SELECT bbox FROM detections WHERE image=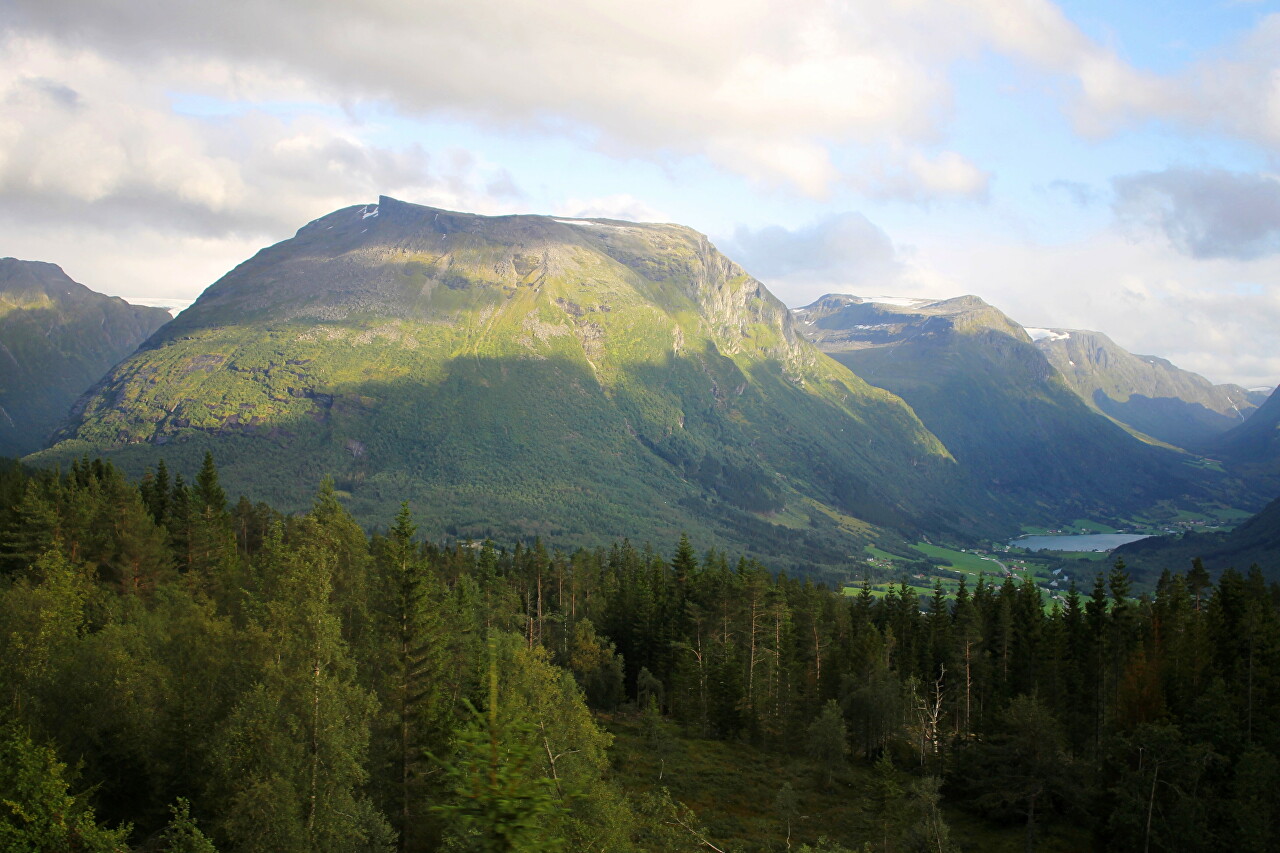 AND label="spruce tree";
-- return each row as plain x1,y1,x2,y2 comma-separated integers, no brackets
374,502,452,853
